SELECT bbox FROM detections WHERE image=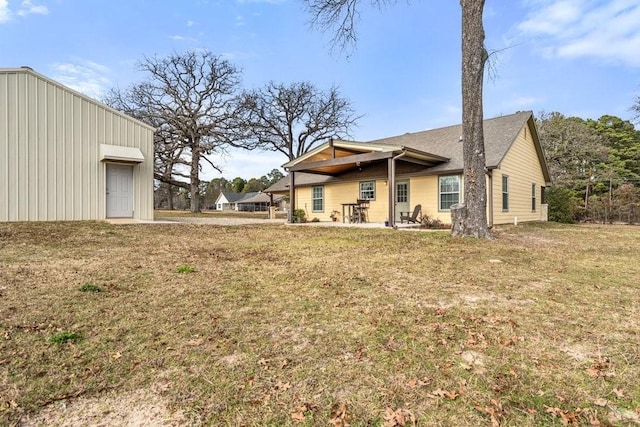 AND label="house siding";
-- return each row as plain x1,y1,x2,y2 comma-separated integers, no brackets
492,125,546,225
0,68,154,222
296,180,392,222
